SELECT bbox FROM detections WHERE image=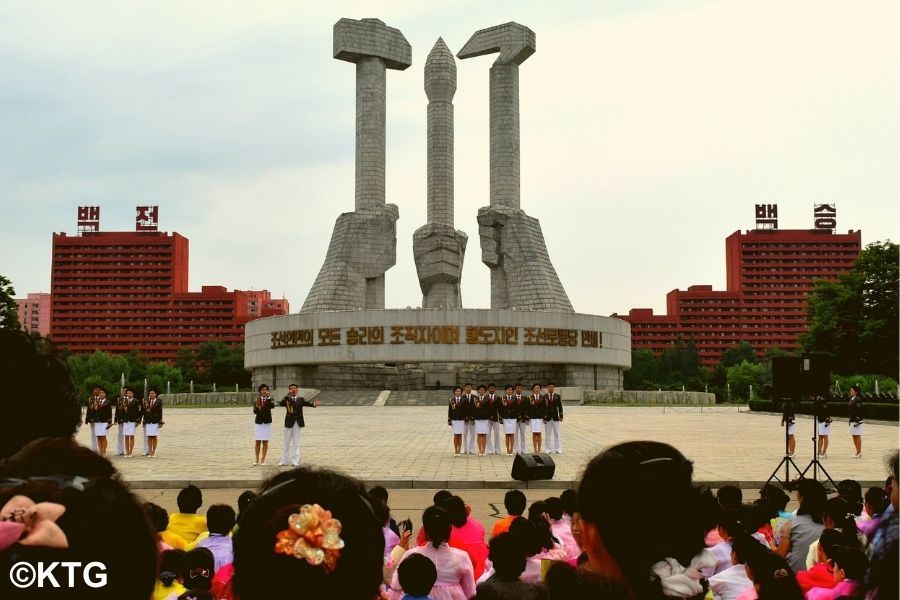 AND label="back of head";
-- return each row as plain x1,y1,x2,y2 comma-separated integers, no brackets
544,496,564,520
0,331,81,459
233,467,384,600
177,484,203,513
864,487,889,515
159,549,186,585
145,501,170,533
560,489,578,516
740,541,802,600
439,495,468,528
398,553,437,596
237,490,258,521
756,484,790,517
577,441,717,593
823,497,858,545
527,500,547,523
717,485,743,510
183,547,215,591
837,479,863,516
422,505,452,548
818,529,847,561
508,517,541,557
433,489,452,504
0,437,157,599
544,562,631,600
369,485,389,504
488,533,526,578
796,479,827,523
831,546,868,582
206,504,236,535
504,489,526,516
